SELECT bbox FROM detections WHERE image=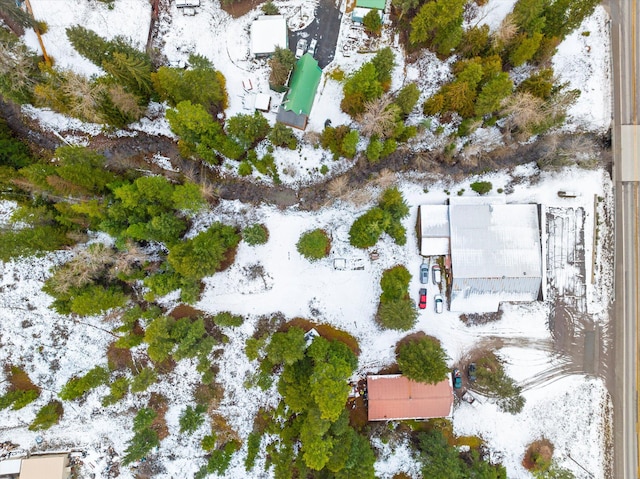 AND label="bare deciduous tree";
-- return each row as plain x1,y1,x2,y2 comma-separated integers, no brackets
357,95,399,138
492,13,517,49
328,175,349,197
501,92,545,140
62,71,105,123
